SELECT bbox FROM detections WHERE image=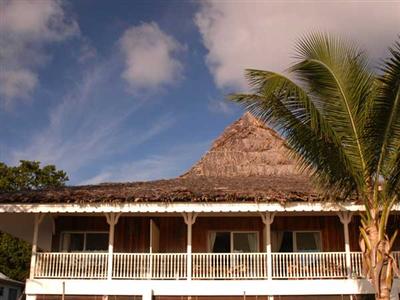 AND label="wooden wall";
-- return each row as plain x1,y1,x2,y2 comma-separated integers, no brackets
192,217,264,252
52,216,150,252
52,214,399,253
115,217,150,252
272,215,345,252
52,216,108,251
156,217,186,252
